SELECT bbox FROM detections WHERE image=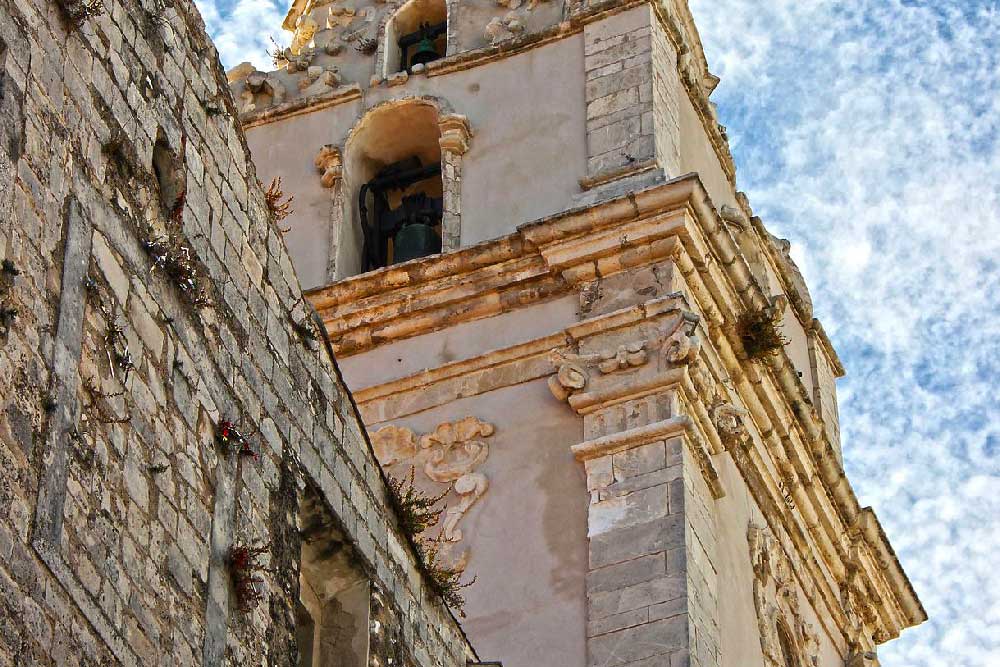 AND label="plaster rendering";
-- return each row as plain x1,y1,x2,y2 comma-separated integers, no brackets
233,0,925,665
0,0,924,665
